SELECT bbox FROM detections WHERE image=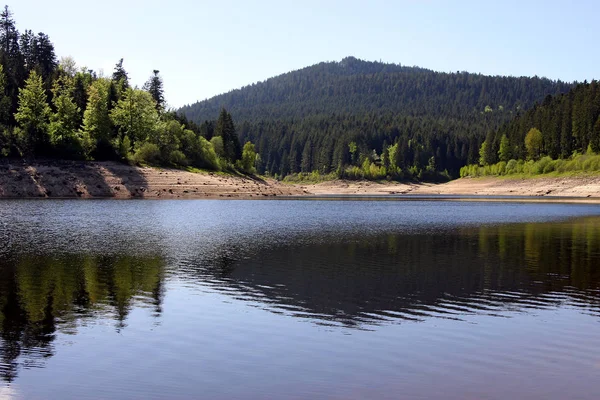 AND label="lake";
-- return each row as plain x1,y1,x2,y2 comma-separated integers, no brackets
1,199,600,399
